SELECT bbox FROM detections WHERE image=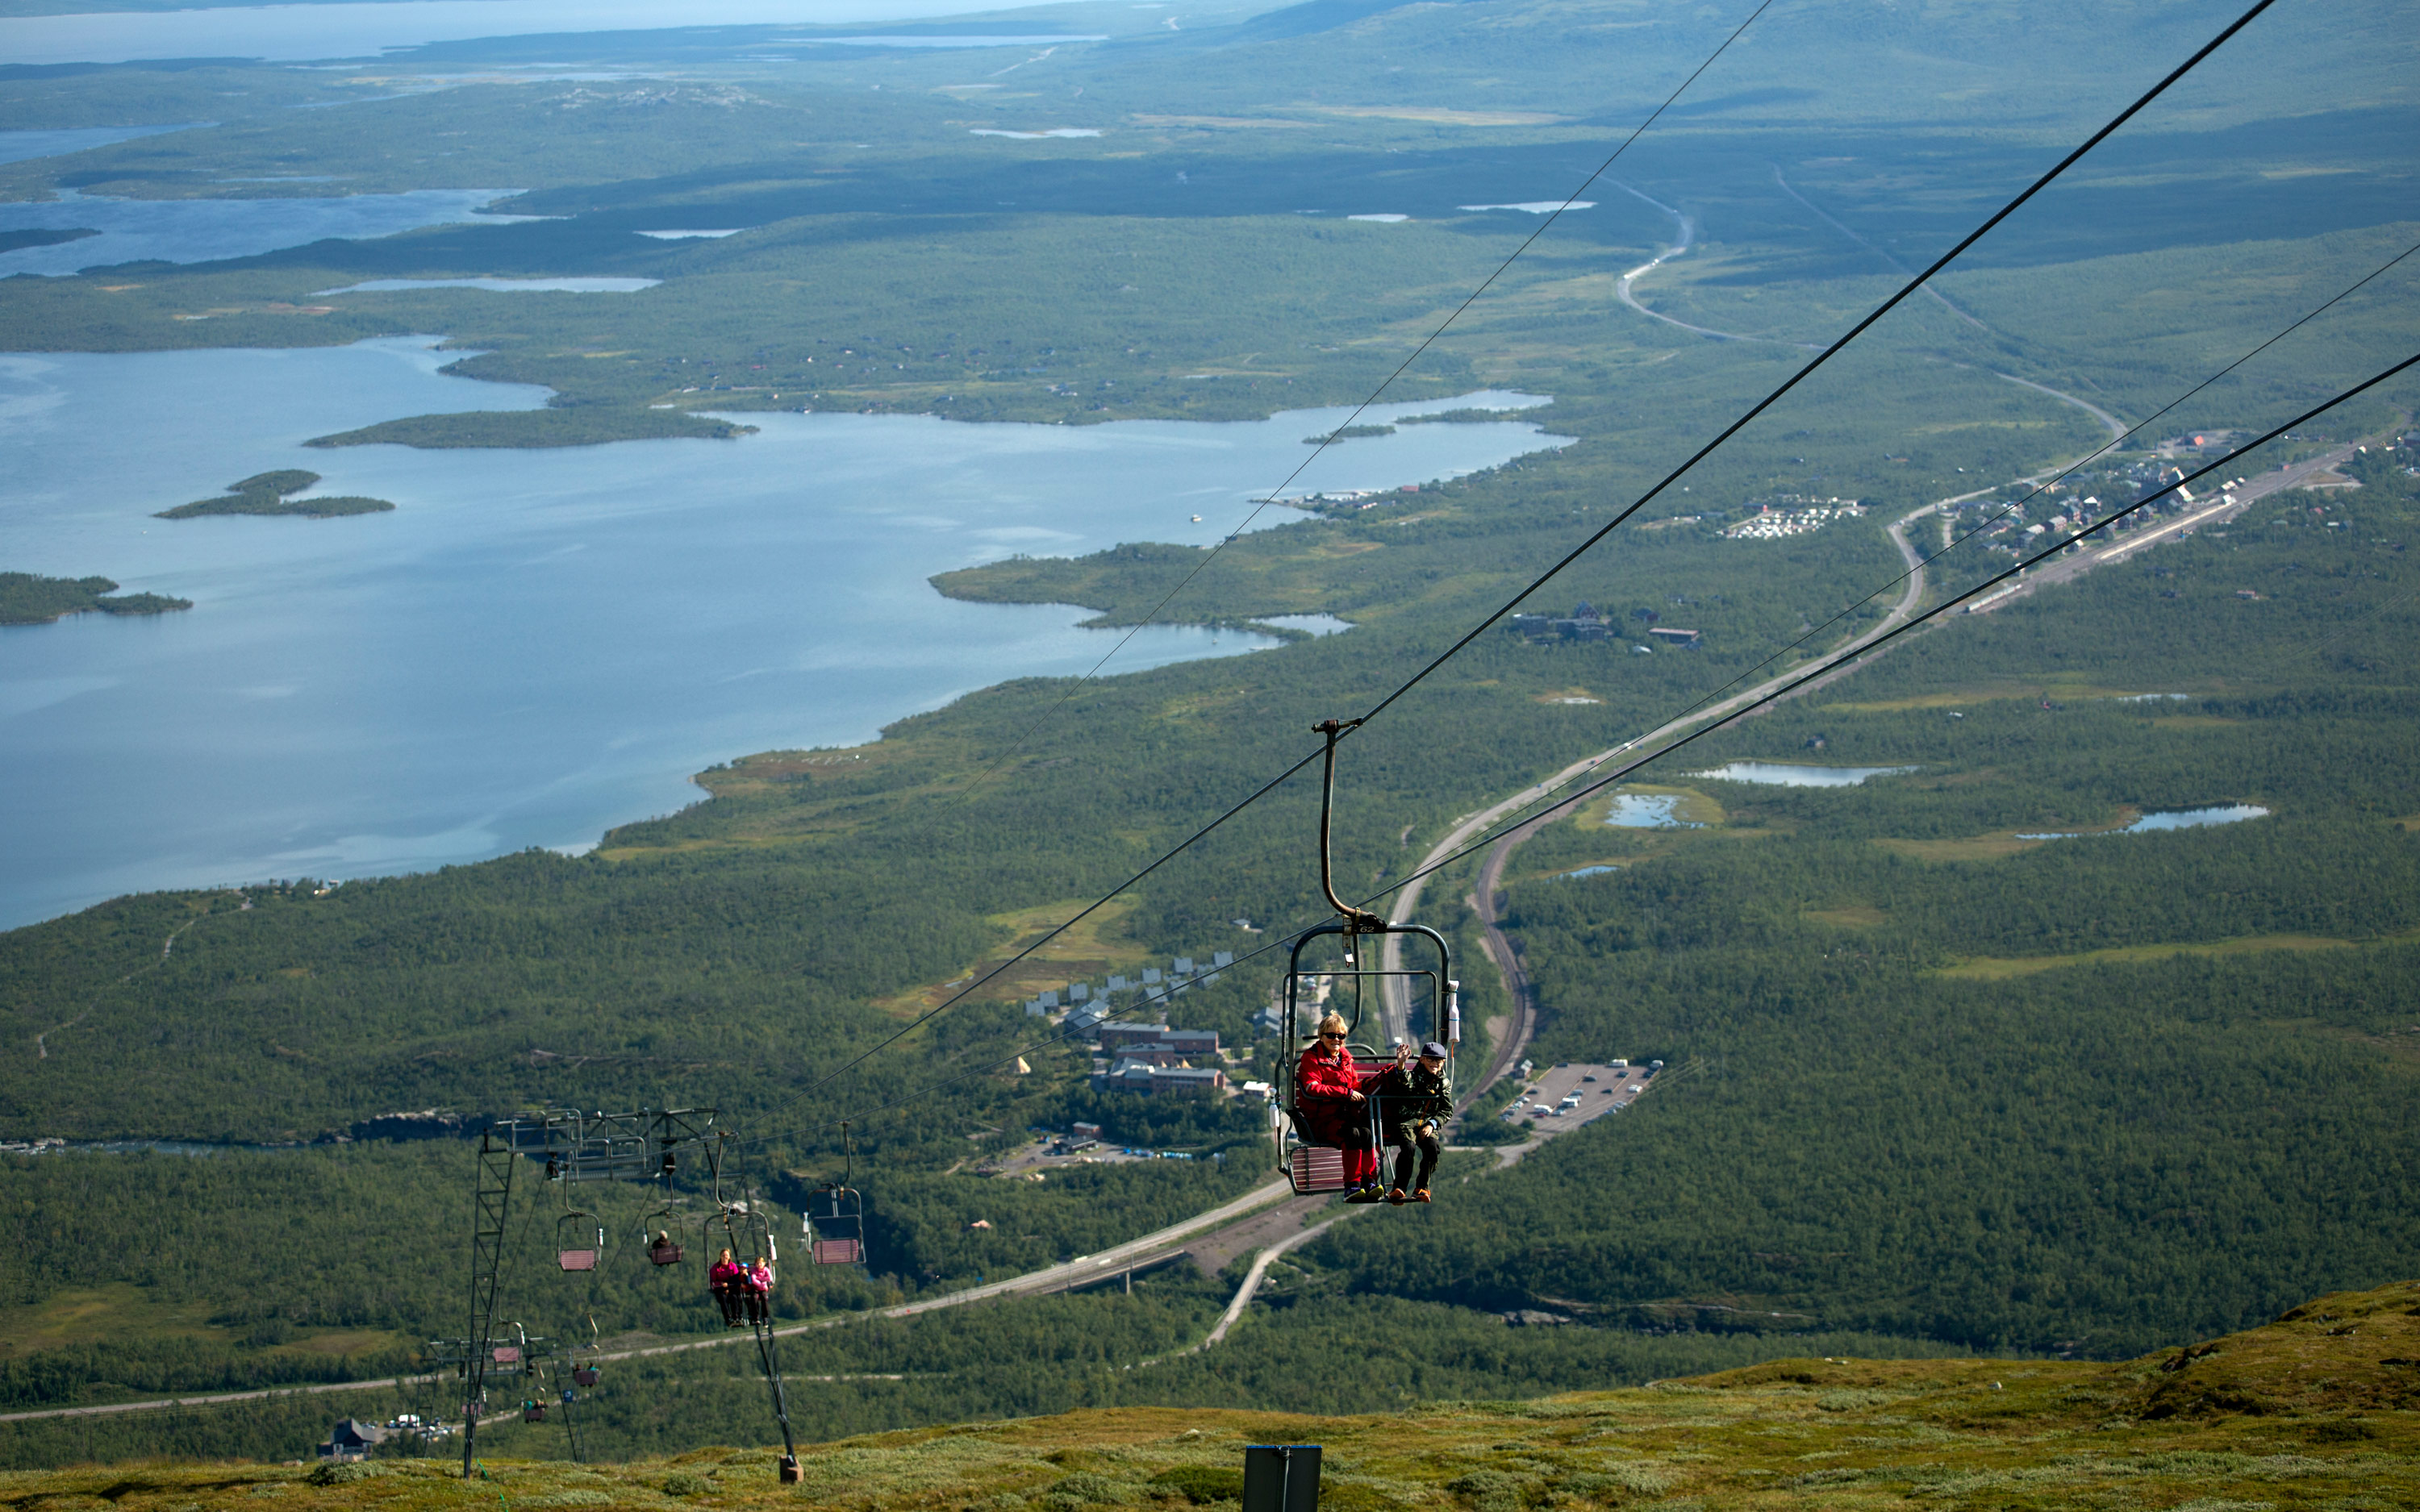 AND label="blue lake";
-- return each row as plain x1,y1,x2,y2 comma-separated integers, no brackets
0,2,1109,66
0,124,212,167
0,188,533,277
0,339,1566,928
